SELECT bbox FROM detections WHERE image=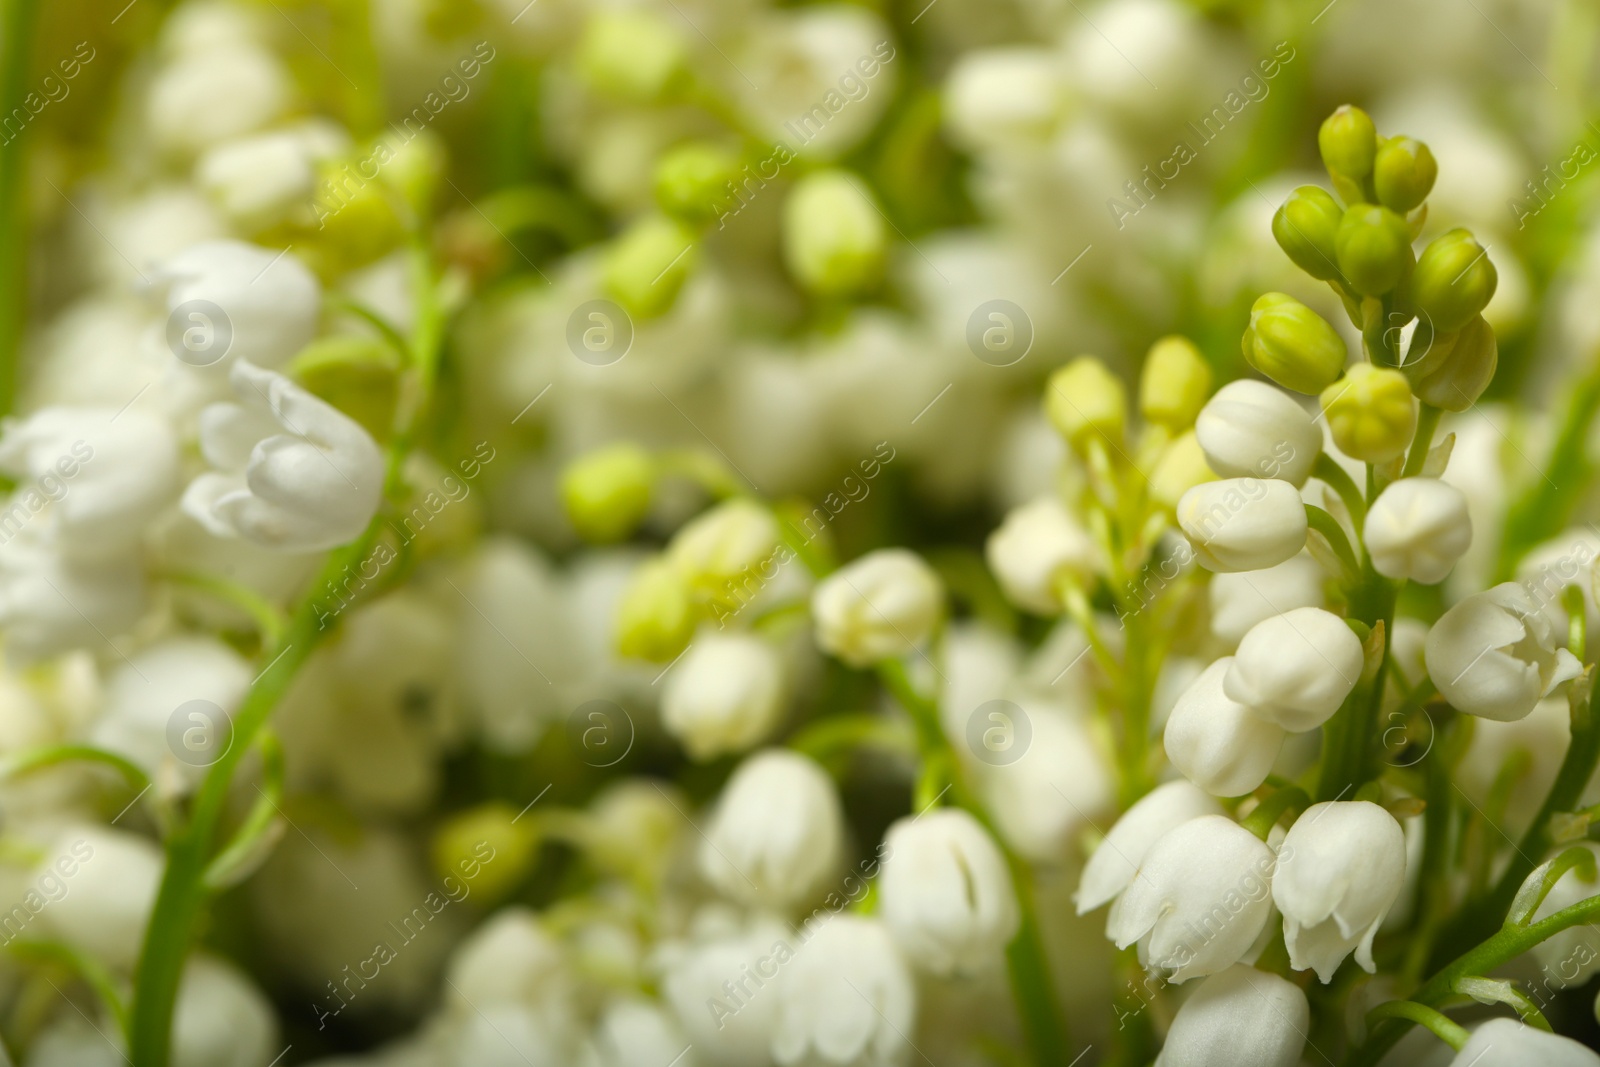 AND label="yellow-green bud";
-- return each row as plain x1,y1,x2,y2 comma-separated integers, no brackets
654,142,741,224
1335,204,1412,296
1272,186,1344,281
378,129,446,221
561,443,656,544
1410,229,1497,334
781,170,886,298
430,802,536,905
602,215,697,320
1319,105,1378,182
1320,363,1417,463
289,335,400,442
1373,136,1436,214
1241,293,1348,395
576,9,686,102
615,558,696,661
1139,336,1212,429
1407,314,1497,412
1045,357,1127,449
1149,430,1215,511
668,499,782,612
